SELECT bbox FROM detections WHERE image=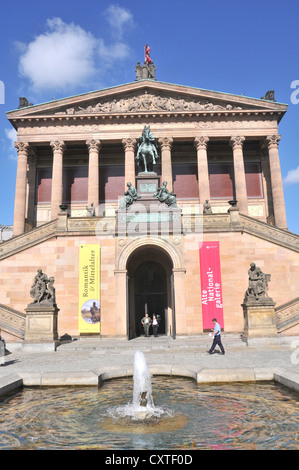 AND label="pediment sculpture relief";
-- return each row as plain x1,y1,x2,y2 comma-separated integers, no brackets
63,93,243,115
